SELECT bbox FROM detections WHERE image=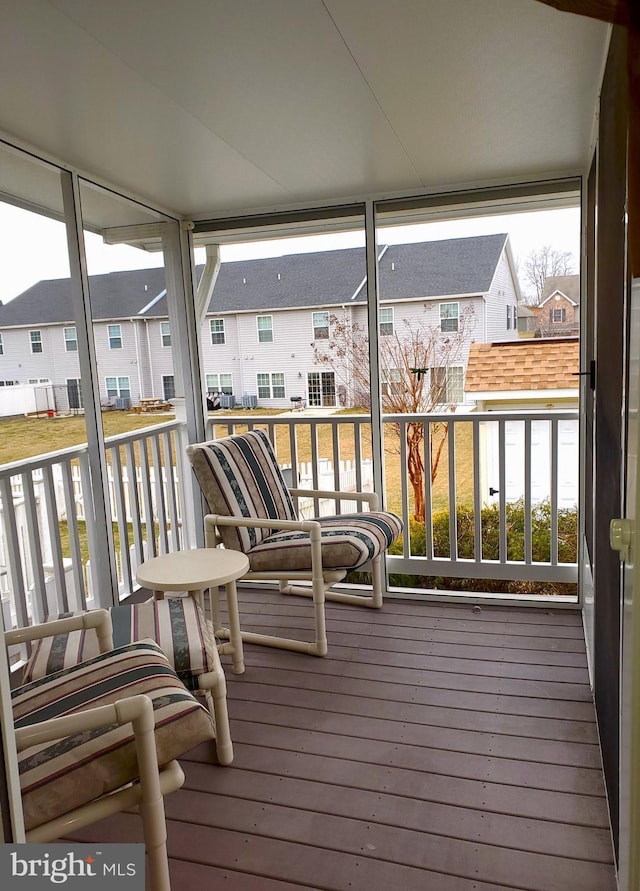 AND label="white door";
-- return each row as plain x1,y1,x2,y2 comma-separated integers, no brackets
611,278,640,889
